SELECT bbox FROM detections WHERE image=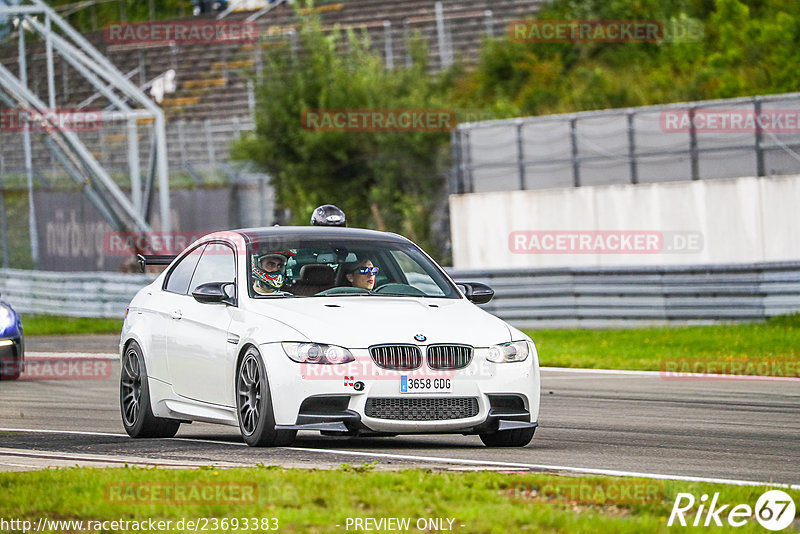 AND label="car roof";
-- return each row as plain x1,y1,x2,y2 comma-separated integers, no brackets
232,226,413,246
